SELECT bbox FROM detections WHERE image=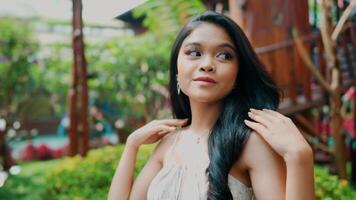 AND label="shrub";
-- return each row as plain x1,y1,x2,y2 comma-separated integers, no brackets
41,144,155,200
40,144,356,200
315,165,356,200
0,159,61,200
